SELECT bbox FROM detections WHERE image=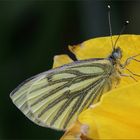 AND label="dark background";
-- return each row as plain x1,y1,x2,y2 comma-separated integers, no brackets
1,0,140,140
